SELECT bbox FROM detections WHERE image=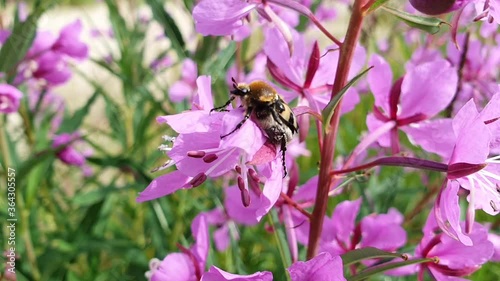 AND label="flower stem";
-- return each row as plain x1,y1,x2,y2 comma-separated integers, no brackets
306,0,367,259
